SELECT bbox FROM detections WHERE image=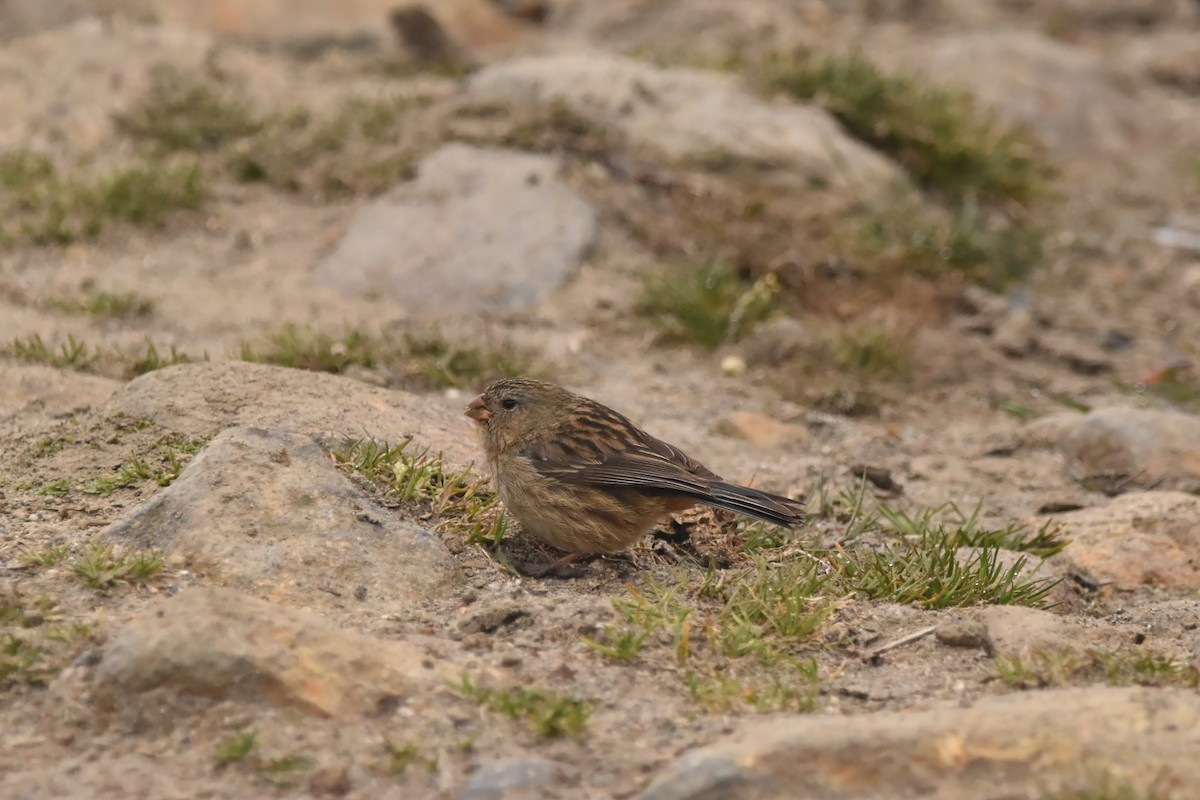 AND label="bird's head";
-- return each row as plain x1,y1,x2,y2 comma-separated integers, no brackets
465,378,572,456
